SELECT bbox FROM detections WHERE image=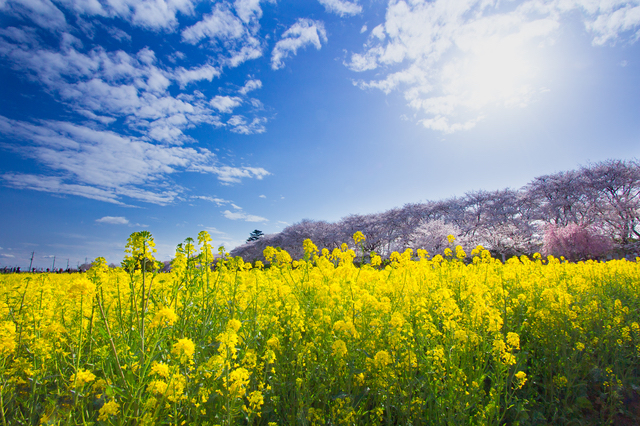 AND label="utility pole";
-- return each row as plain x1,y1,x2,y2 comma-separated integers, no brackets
67,259,70,270
29,252,35,273
52,255,56,270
